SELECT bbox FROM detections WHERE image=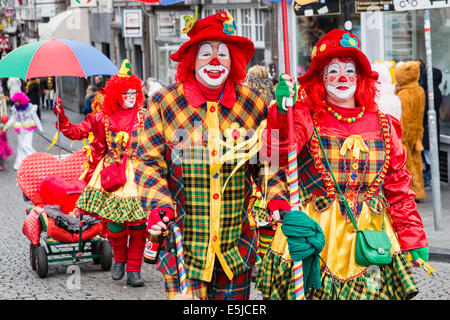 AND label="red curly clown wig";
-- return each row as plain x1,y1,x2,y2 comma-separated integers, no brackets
299,56,379,122
102,69,144,116
174,42,248,84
